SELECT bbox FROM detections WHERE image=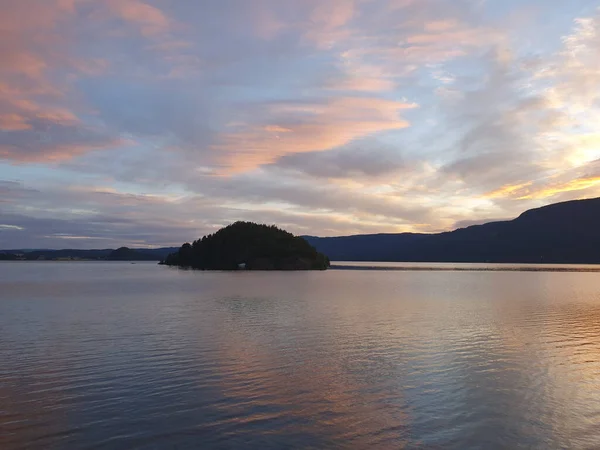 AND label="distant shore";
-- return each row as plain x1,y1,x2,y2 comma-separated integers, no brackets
331,263,600,272
3,259,600,272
